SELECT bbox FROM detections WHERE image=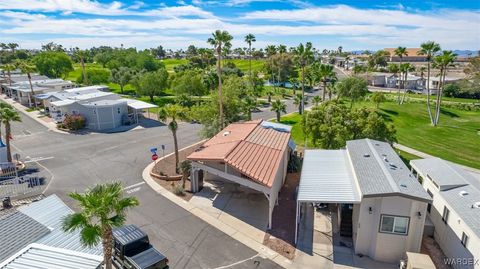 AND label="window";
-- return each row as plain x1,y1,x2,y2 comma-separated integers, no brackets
379,215,410,235
117,107,121,114
442,206,450,224
461,232,469,247
427,203,432,213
